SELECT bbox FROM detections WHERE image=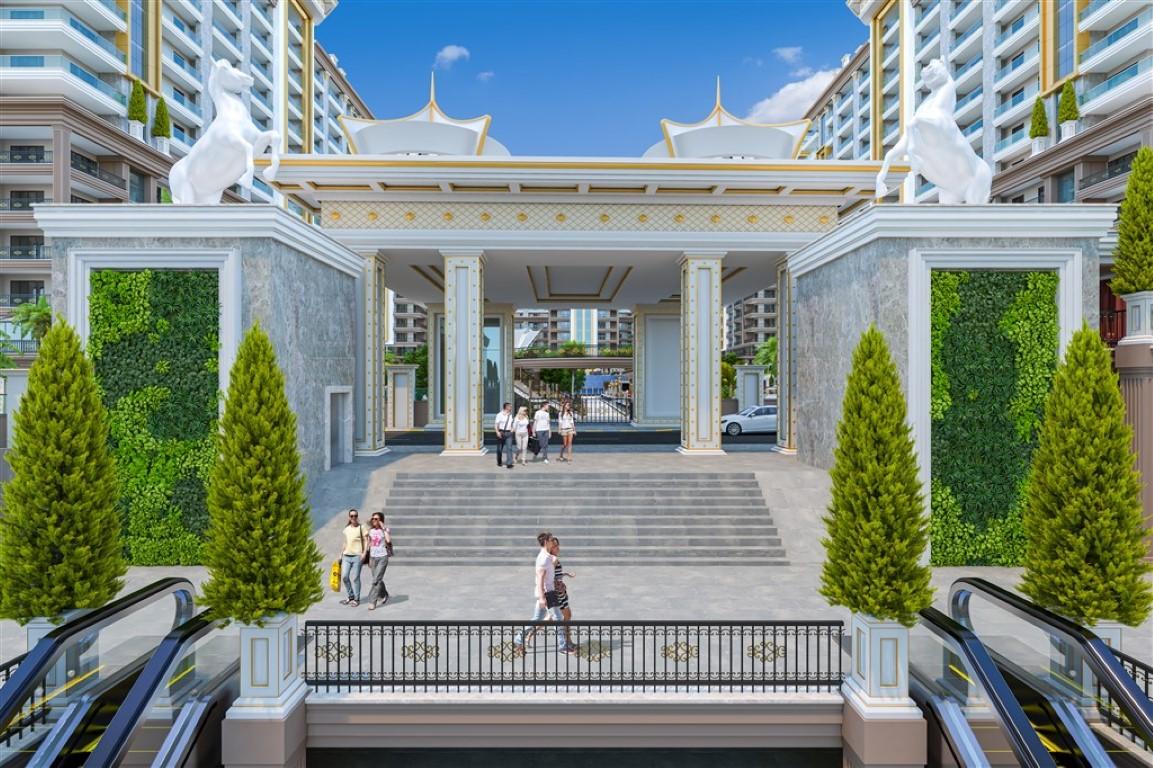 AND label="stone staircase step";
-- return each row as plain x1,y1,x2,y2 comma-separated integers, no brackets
392,472,760,482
